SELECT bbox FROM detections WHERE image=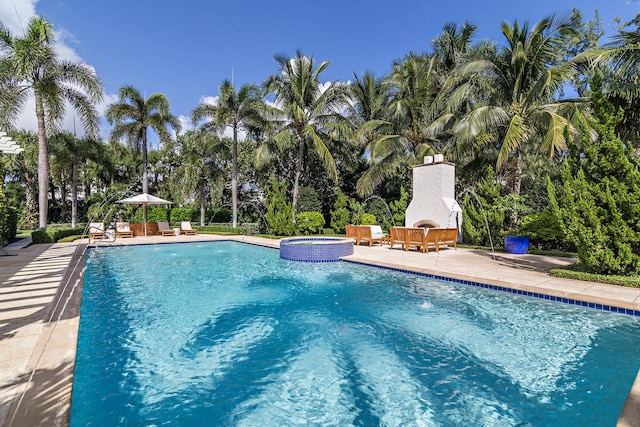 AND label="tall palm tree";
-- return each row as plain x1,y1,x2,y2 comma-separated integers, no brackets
0,16,103,229
191,80,263,227
260,51,350,218
171,130,226,225
447,13,581,223
105,85,180,195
